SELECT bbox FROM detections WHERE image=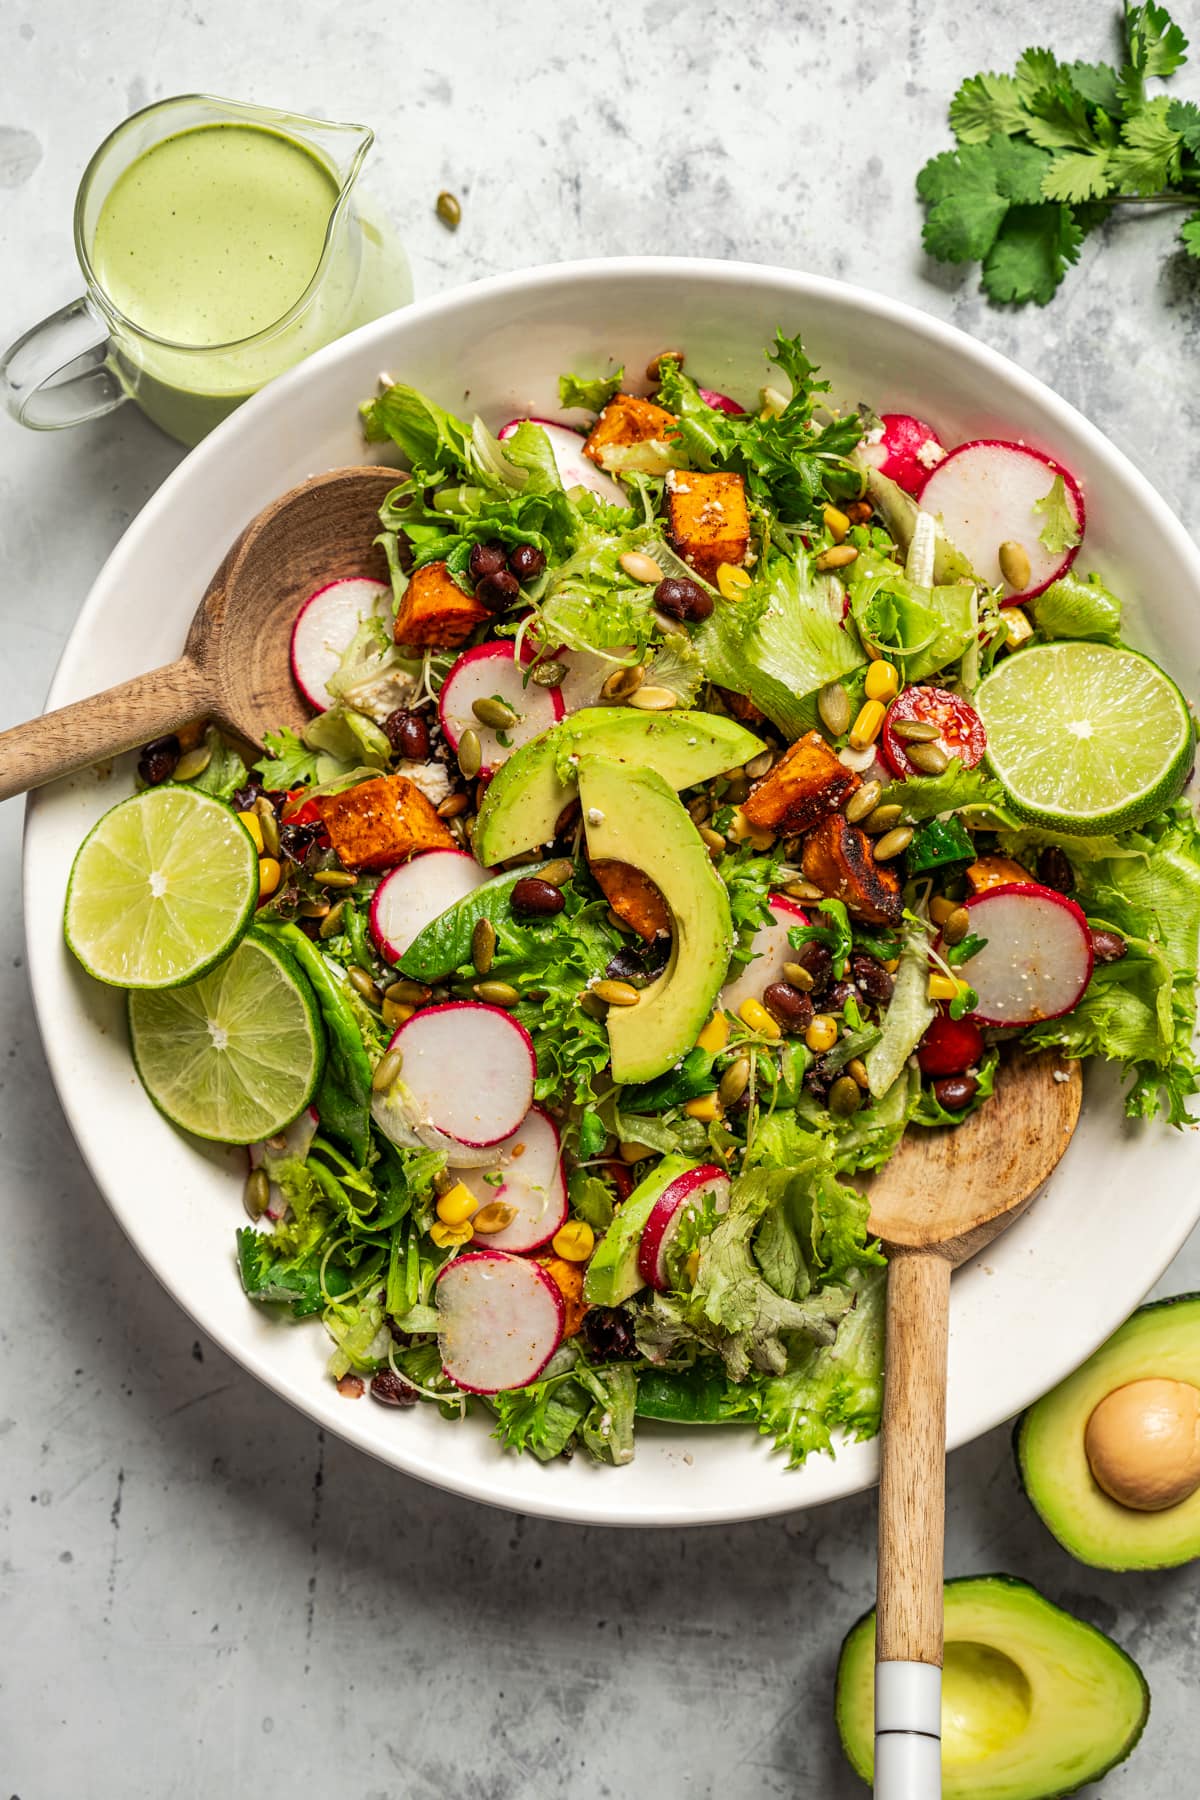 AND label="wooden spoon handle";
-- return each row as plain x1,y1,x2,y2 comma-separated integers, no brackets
0,658,212,803
875,1249,952,1798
